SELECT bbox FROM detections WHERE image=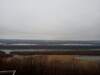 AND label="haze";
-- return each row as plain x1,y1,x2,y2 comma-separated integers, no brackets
0,0,100,40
